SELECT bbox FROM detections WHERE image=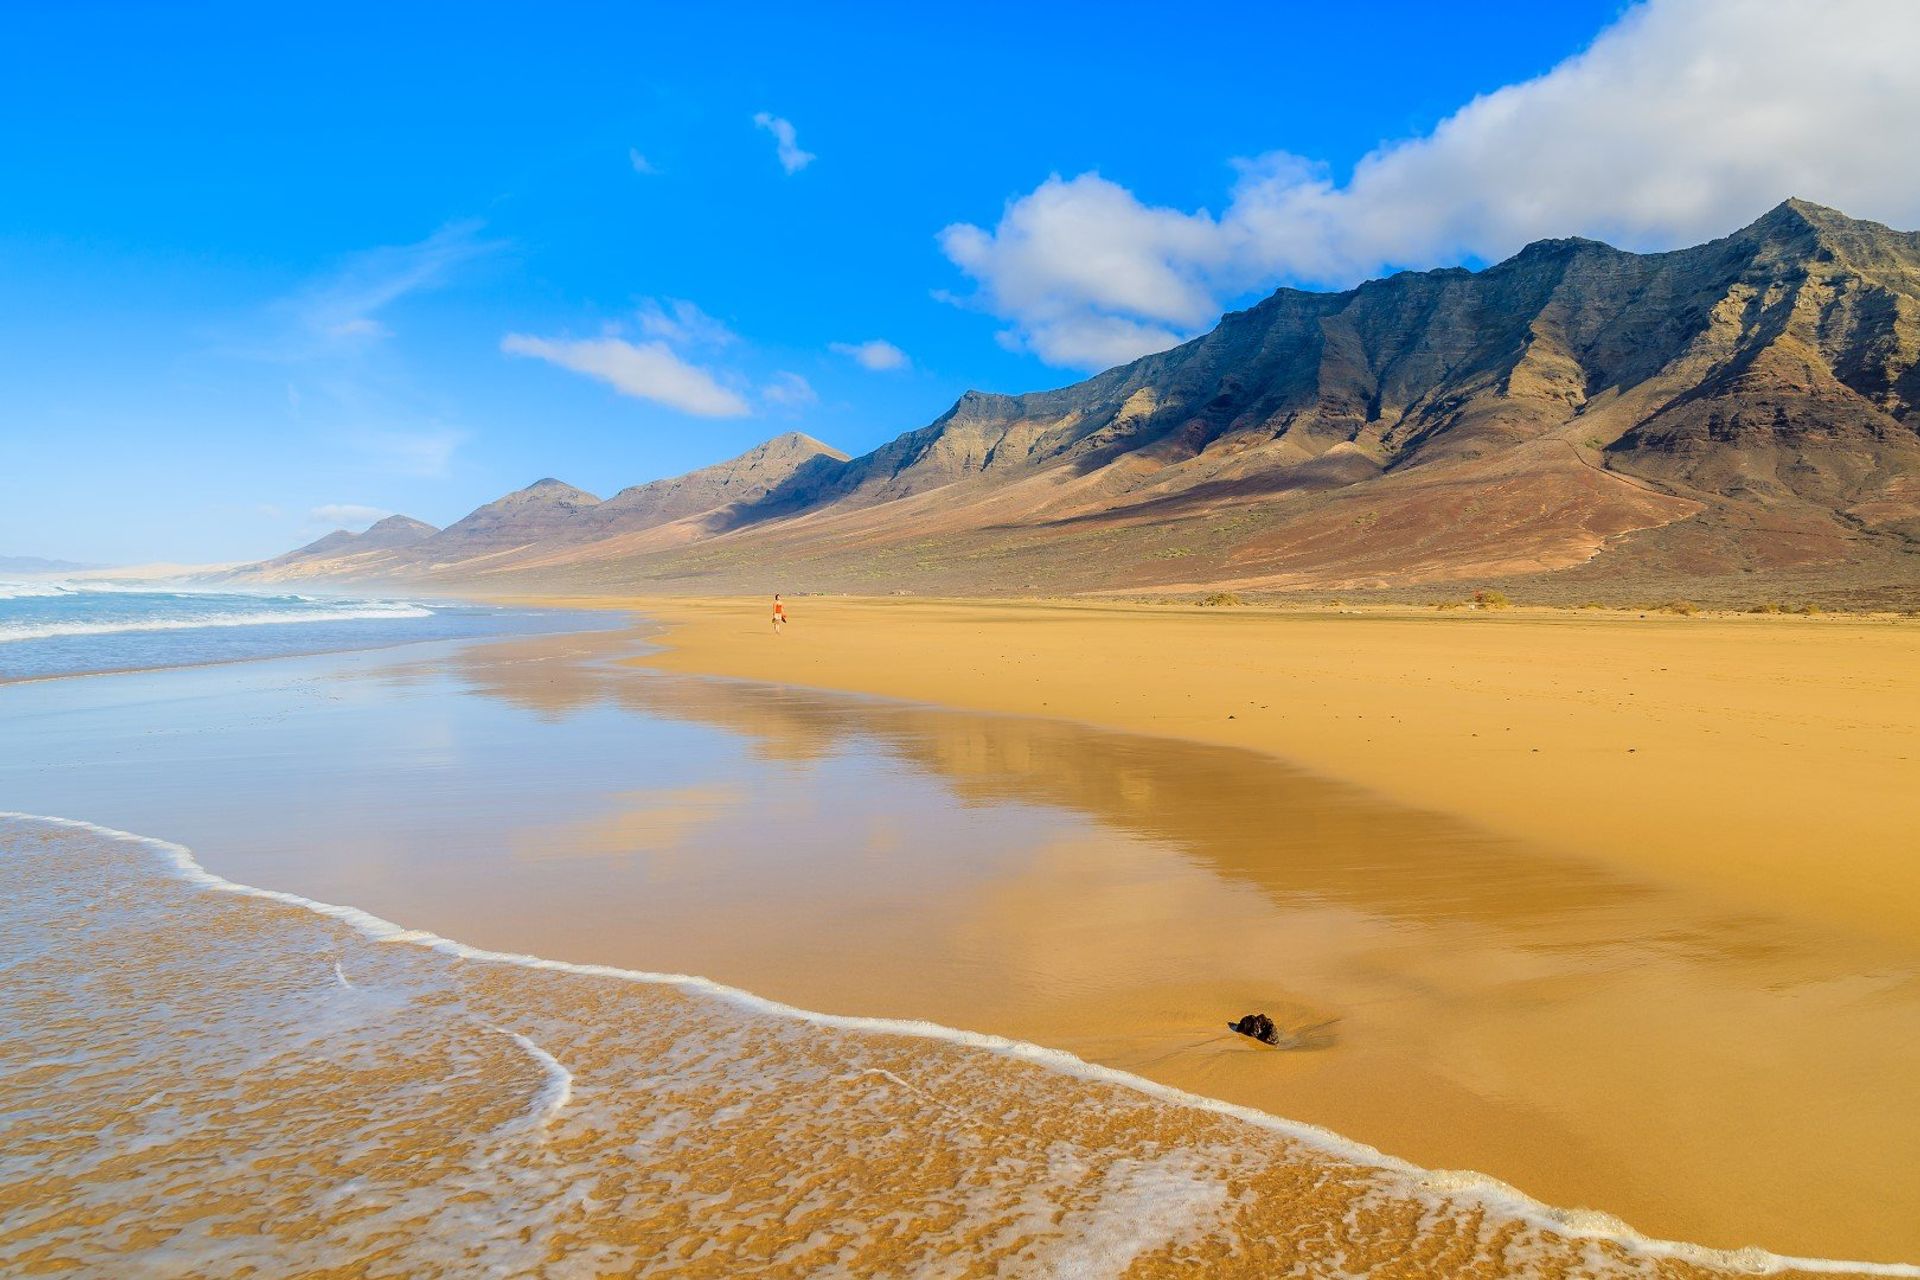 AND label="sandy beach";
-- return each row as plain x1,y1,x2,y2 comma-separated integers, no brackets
6,611,1918,1272
630,598,1920,944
